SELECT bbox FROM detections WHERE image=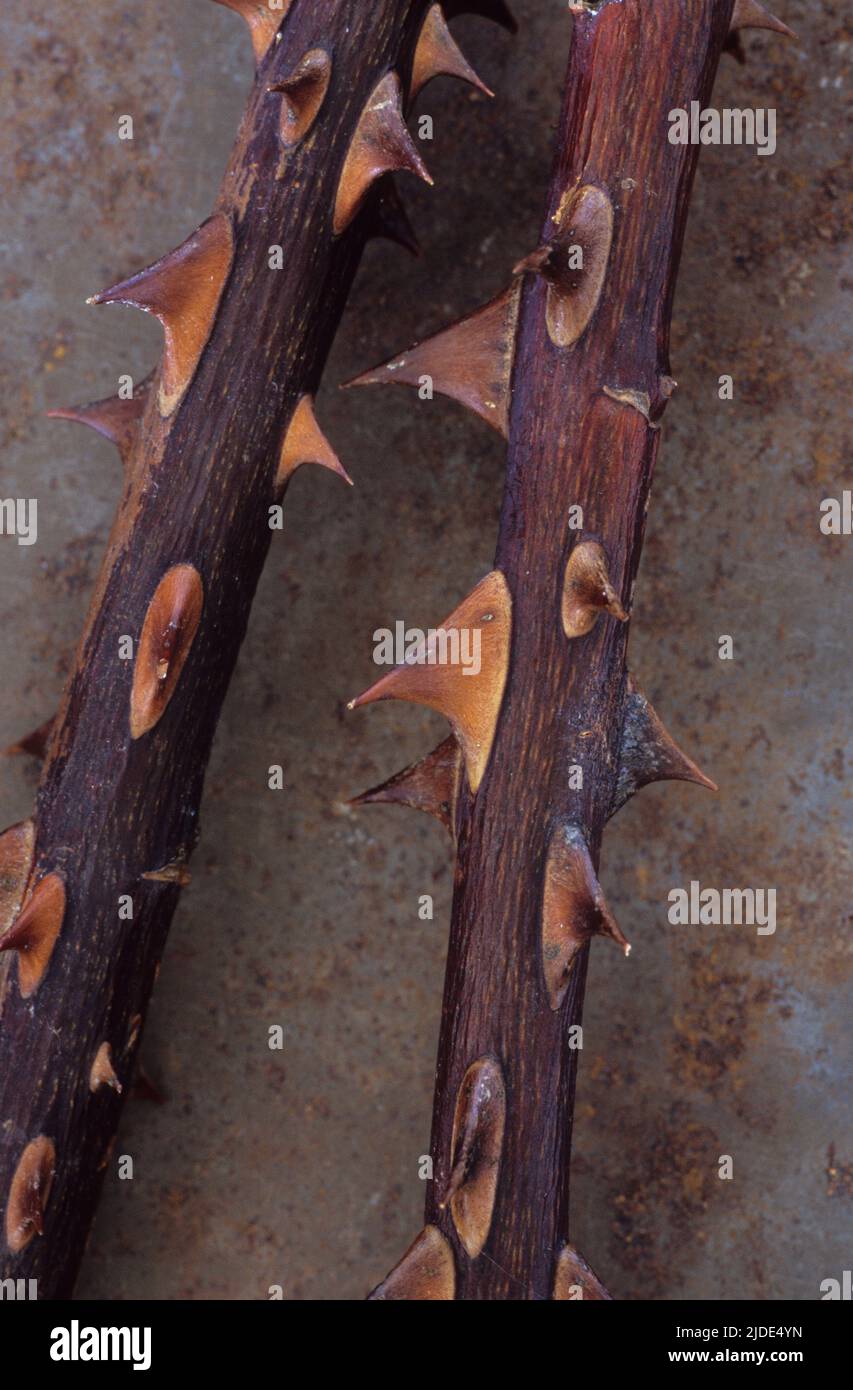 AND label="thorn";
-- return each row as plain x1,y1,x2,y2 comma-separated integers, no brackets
276,395,352,489
553,1243,614,1300
4,717,54,762
603,384,659,428
0,872,65,999
411,5,494,100
367,1225,456,1300
730,0,795,40
441,1056,505,1258
47,377,152,465
90,1042,123,1095
349,735,462,836
367,177,421,257
88,214,234,416
541,824,629,1010
526,183,614,348
5,1136,56,1254
0,818,35,934
610,674,718,818
562,539,628,639
333,72,433,235
512,244,555,278
347,570,511,793
343,284,520,436
142,859,192,887
211,0,291,63
444,0,517,33
268,47,331,147
130,565,204,740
